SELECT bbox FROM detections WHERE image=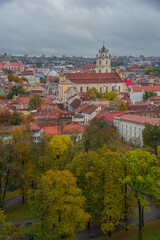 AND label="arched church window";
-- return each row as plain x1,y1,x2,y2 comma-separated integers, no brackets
118,86,121,92
99,69,101,73
106,60,108,64
99,60,101,65
80,87,83,92
86,87,89,92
